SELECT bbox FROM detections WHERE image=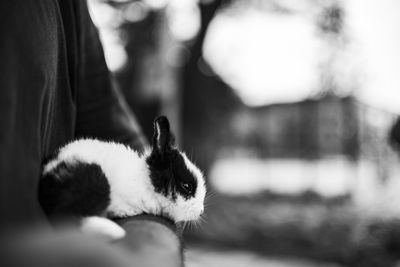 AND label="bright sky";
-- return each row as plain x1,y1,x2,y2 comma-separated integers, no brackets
346,0,400,113
204,10,322,106
203,0,400,113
